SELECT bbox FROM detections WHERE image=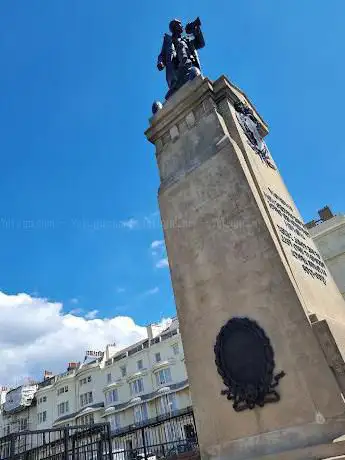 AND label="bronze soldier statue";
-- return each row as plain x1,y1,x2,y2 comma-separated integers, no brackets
157,18,205,100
